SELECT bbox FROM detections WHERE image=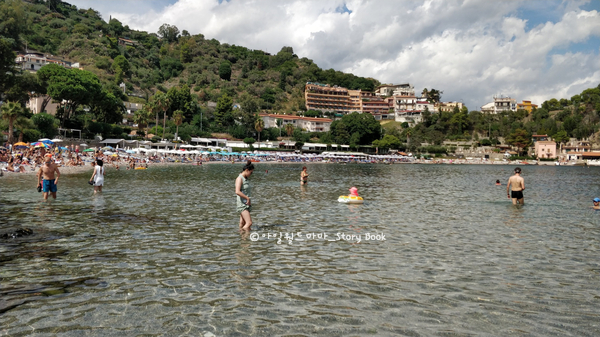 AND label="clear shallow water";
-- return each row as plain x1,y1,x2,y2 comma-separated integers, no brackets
1,163,599,336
